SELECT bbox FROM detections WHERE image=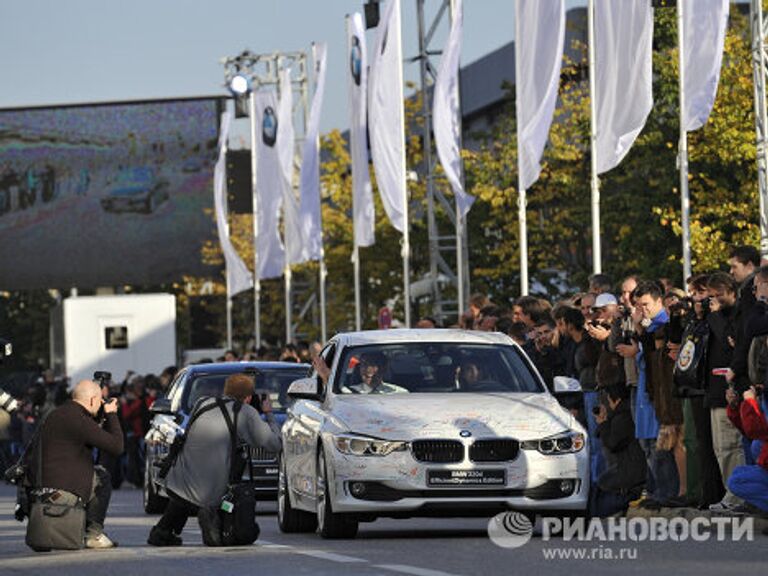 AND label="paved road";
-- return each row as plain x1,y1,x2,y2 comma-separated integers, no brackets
1,484,766,575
